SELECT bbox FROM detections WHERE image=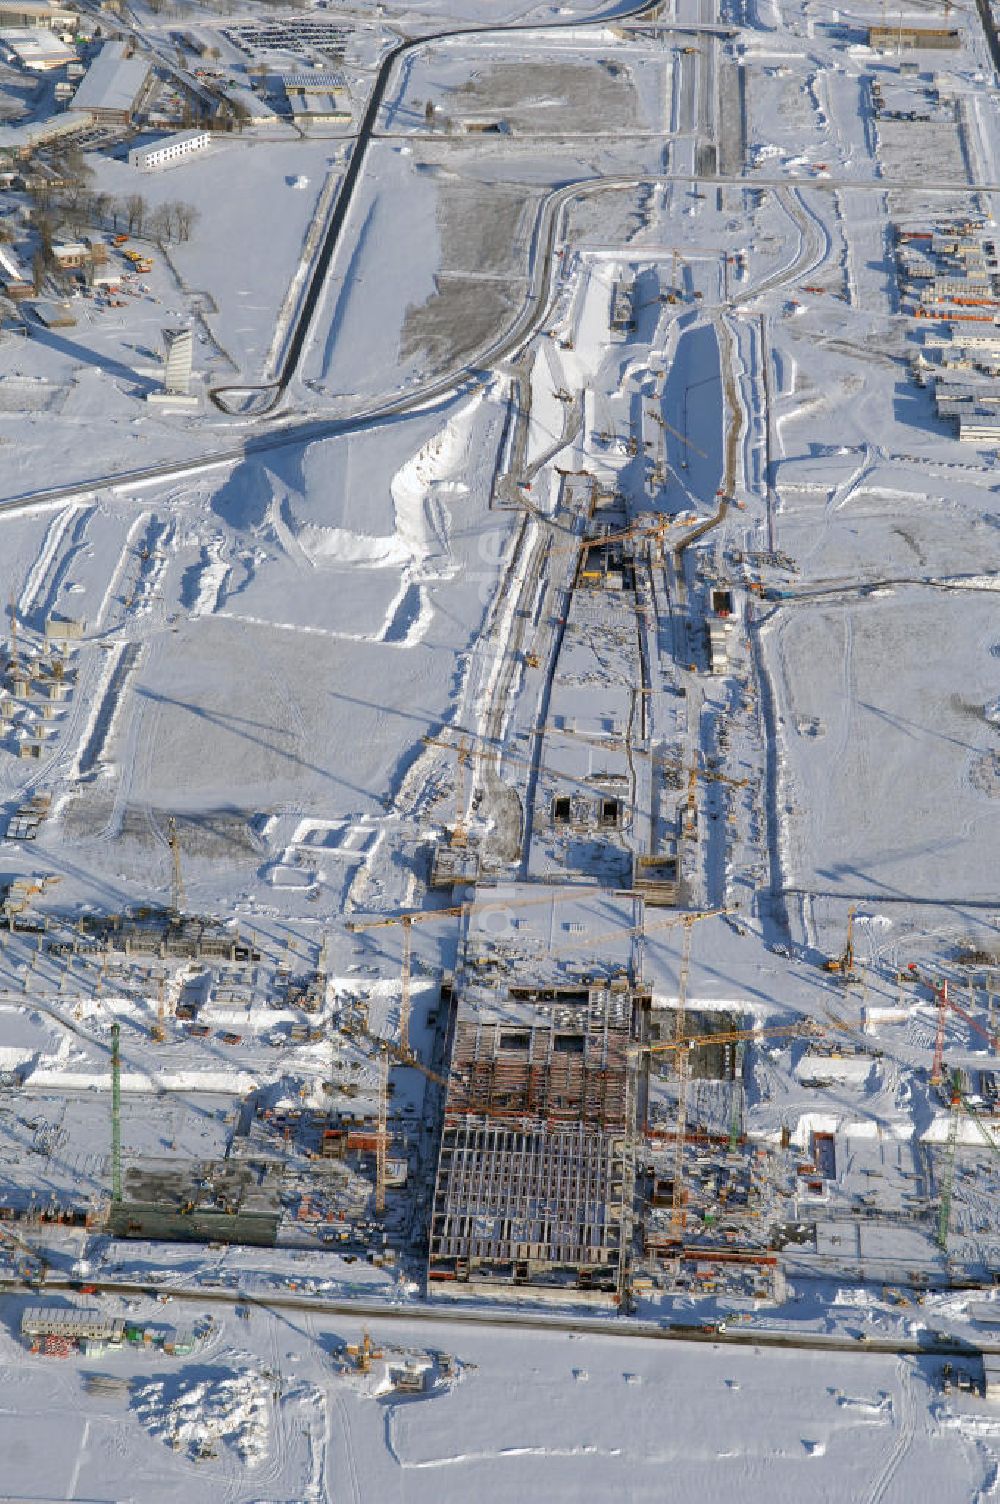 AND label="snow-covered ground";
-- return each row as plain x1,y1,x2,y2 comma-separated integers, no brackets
1,0,1000,1490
